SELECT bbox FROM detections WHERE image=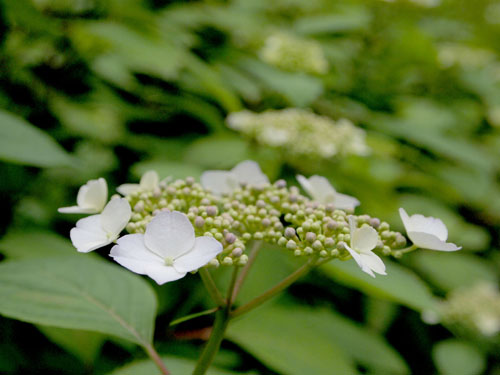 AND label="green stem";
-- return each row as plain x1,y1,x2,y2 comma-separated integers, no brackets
144,343,170,375
393,244,418,257
192,308,230,375
231,240,262,303
199,268,226,307
226,266,240,306
230,257,317,319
